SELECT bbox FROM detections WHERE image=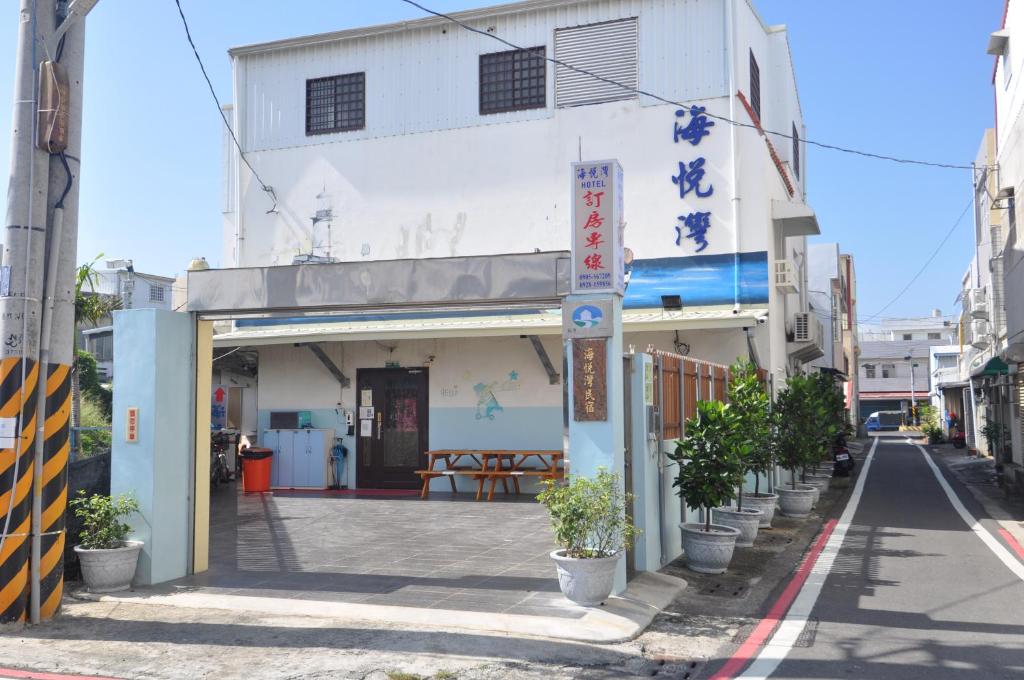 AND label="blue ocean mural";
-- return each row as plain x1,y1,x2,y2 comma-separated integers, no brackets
624,251,769,308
